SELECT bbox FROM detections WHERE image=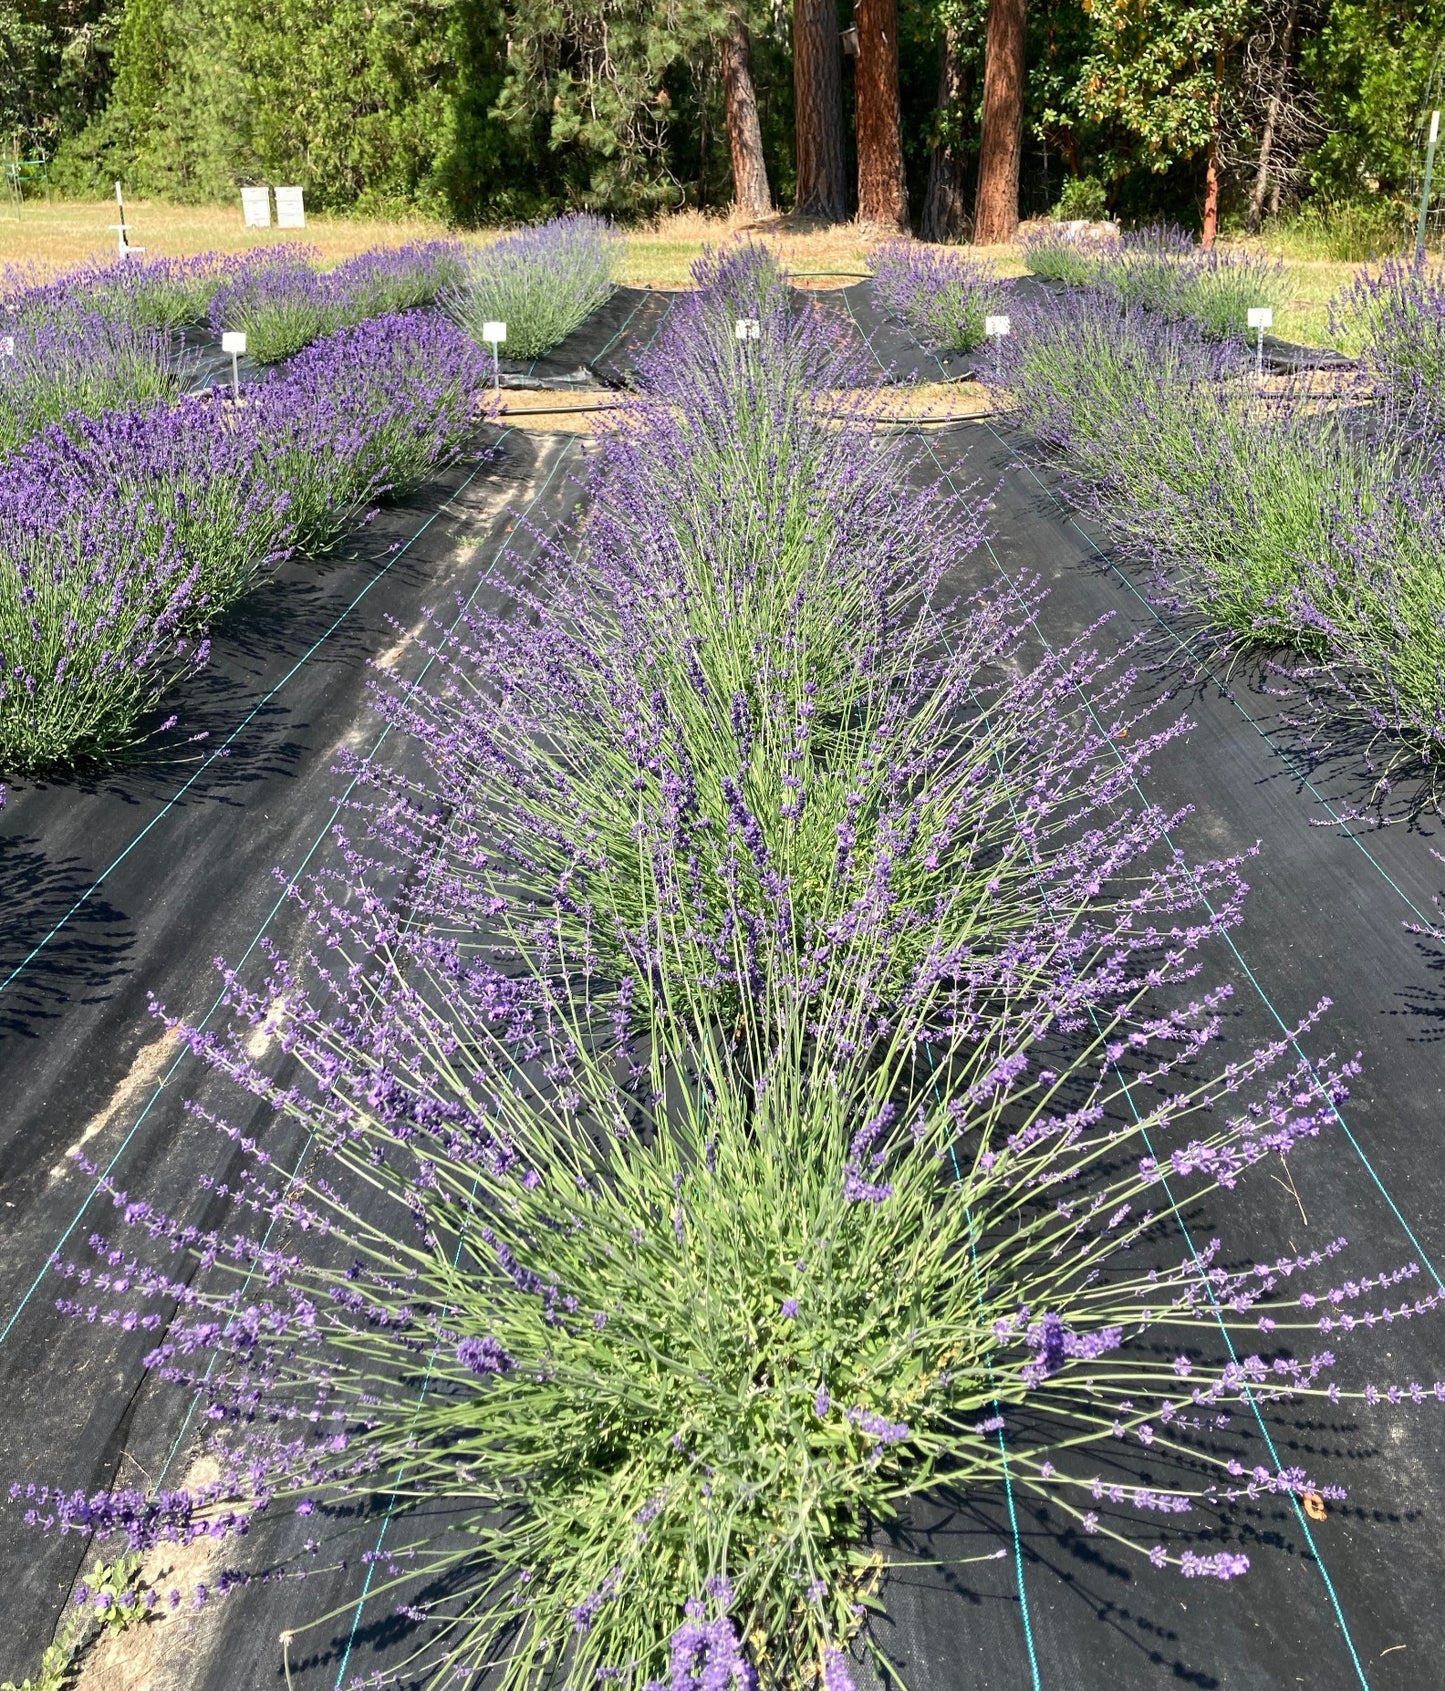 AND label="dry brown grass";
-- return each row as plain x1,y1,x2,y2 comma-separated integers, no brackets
0,199,1354,347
